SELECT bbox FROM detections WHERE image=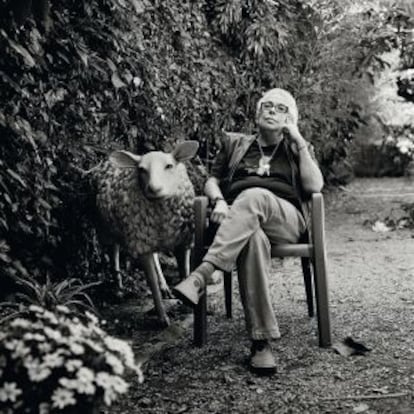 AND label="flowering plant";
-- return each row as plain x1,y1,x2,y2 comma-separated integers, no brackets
0,305,143,414
378,128,414,176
